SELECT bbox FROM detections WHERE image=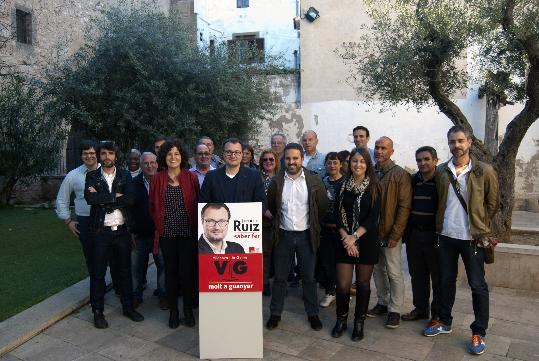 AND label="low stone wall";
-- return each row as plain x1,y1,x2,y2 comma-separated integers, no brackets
458,243,539,292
